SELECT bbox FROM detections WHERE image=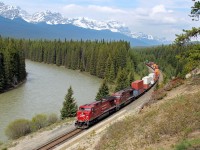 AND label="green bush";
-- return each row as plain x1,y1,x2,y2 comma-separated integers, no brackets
47,113,58,125
5,119,31,140
175,140,191,150
174,138,200,150
31,114,48,132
